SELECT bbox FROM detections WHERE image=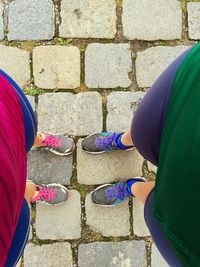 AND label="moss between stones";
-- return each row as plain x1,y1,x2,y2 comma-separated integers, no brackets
70,155,92,199
22,41,38,51
181,0,187,14
75,184,90,199
30,206,36,223
115,0,123,8
180,0,200,14
79,43,87,52
55,37,73,46
24,87,45,96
